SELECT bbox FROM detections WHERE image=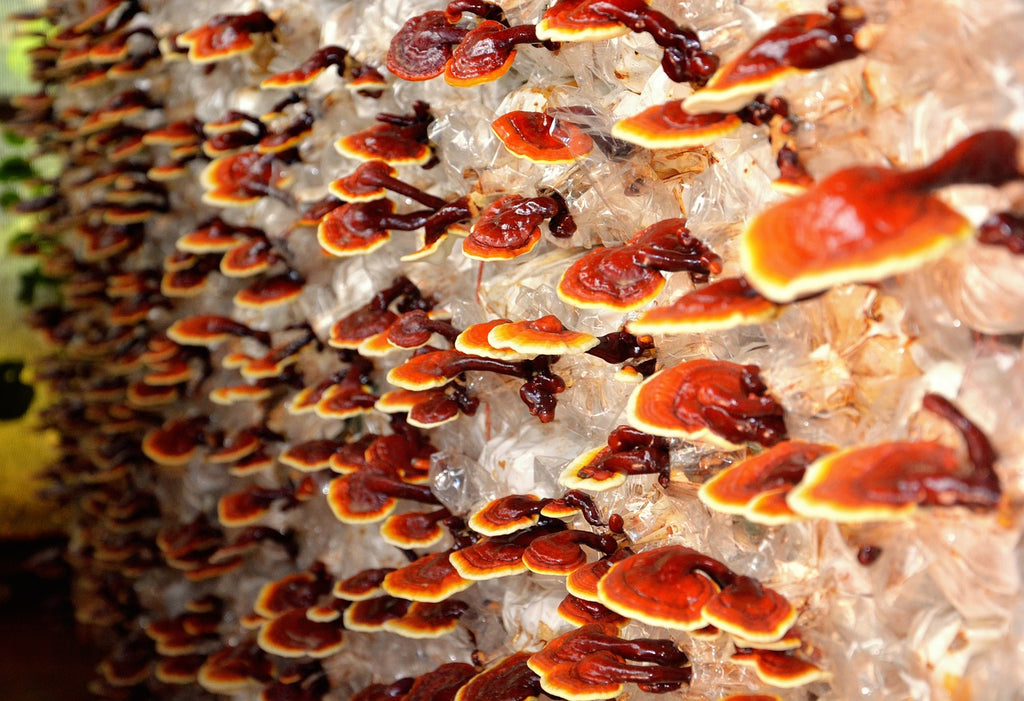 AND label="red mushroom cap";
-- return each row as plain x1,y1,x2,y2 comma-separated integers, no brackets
522,529,617,576
335,125,431,166
488,315,599,356
326,473,398,524
279,440,341,472
261,45,346,89
382,550,474,602
626,359,786,449
557,593,629,628
463,195,548,260
333,567,395,601
536,0,636,41
386,11,464,81
444,20,518,87
343,595,410,632
731,648,828,688
254,566,332,618
405,662,477,701
454,651,540,701
597,545,722,630
468,494,545,536
628,277,780,335
179,12,274,65
257,609,344,659
557,246,666,312
234,274,304,309
386,349,466,390
492,111,594,164
454,320,531,360
383,599,469,638
698,440,834,524
329,160,397,202
701,576,796,643
612,101,742,149
380,507,450,548
317,200,393,257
